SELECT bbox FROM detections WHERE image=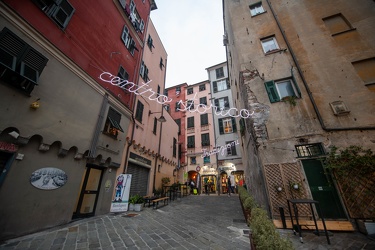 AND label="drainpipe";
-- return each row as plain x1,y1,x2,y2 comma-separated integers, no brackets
265,0,374,131
153,58,168,192
89,94,108,158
